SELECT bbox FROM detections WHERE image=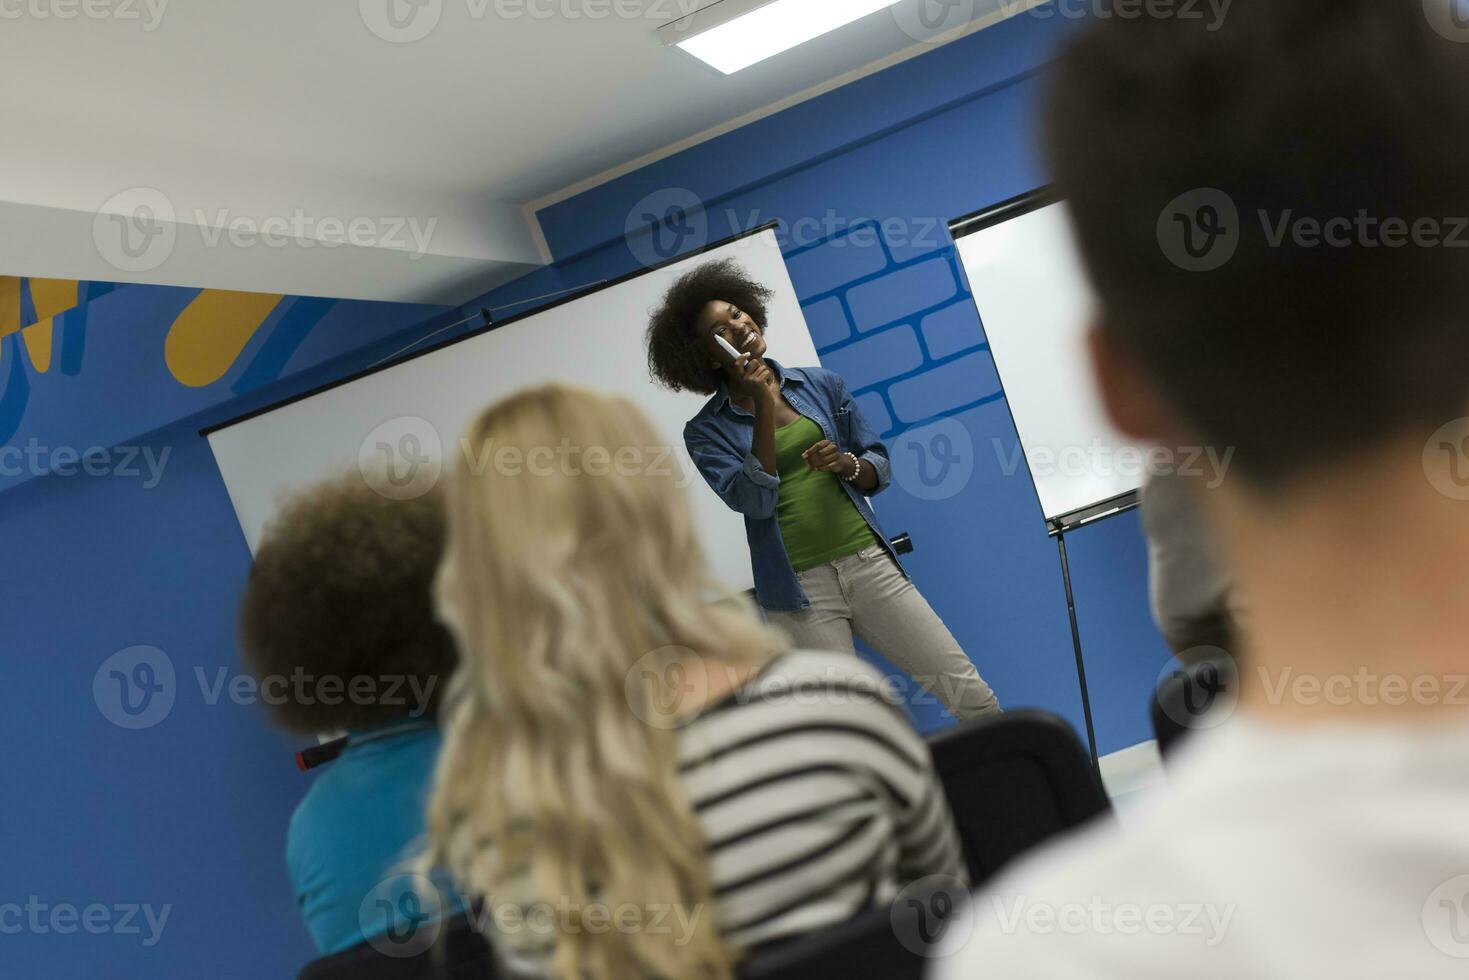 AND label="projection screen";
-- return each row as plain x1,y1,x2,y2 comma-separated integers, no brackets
204,226,820,593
